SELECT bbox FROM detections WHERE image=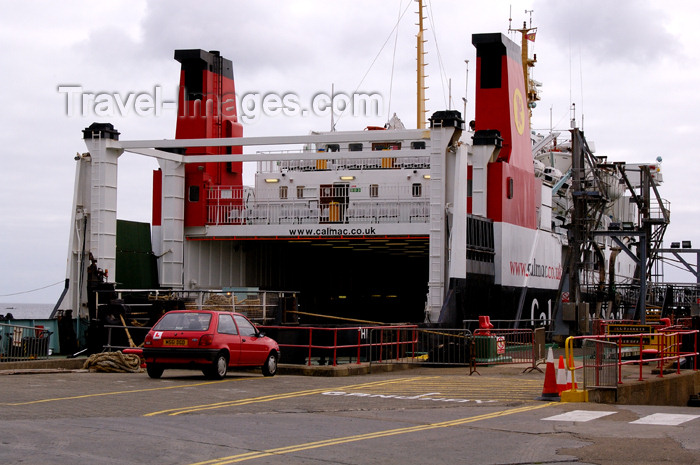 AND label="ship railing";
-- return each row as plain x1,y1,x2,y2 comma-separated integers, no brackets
583,283,700,313
208,183,421,200
101,324,152,352
650,283,700,307
250,183,419,200
563,329,698,390
95,289,298,351
207,189,430,226
169,289,295,324
648,198,671,223
0,322,52,362
103,288,297,325
259,155,431,173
